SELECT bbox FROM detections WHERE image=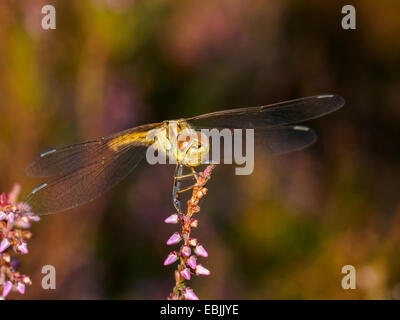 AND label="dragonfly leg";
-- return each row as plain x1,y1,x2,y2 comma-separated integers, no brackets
173,165,200,213
178,167,200,191
173,164,184,215
190,167,200,183
177,184,196,194
174,171,198,182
